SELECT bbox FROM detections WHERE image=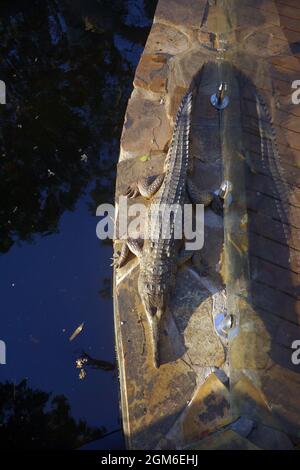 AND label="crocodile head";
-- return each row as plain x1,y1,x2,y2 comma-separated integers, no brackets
138,275,169,369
